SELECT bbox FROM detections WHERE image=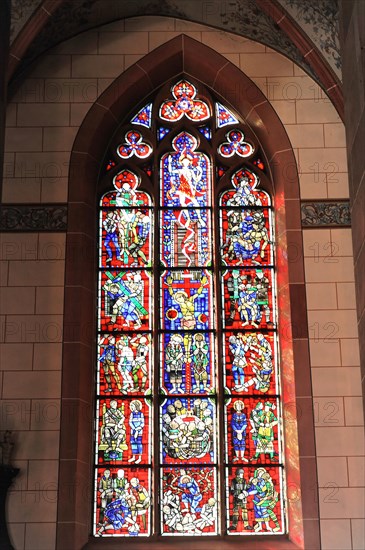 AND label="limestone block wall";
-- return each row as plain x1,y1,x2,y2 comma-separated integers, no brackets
0,15,363,550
